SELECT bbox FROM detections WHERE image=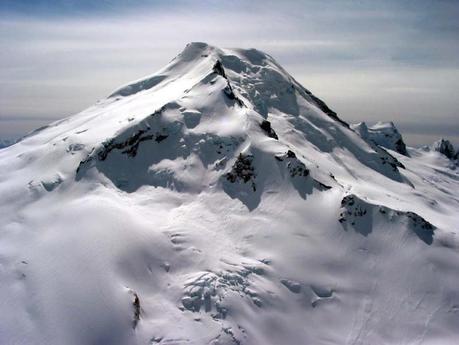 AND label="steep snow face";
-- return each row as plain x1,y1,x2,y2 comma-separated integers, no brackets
352,121,408,156
0,42,459,345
